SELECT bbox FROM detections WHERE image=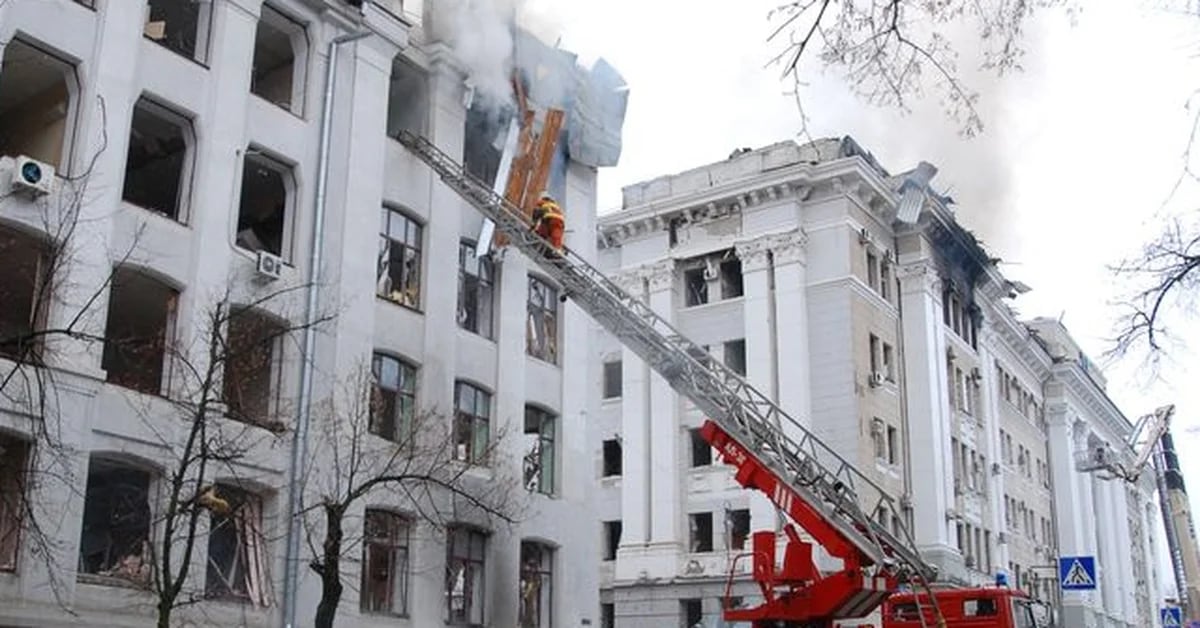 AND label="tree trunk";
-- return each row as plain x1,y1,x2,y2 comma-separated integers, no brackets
156,597,173,628
314,505,345,628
